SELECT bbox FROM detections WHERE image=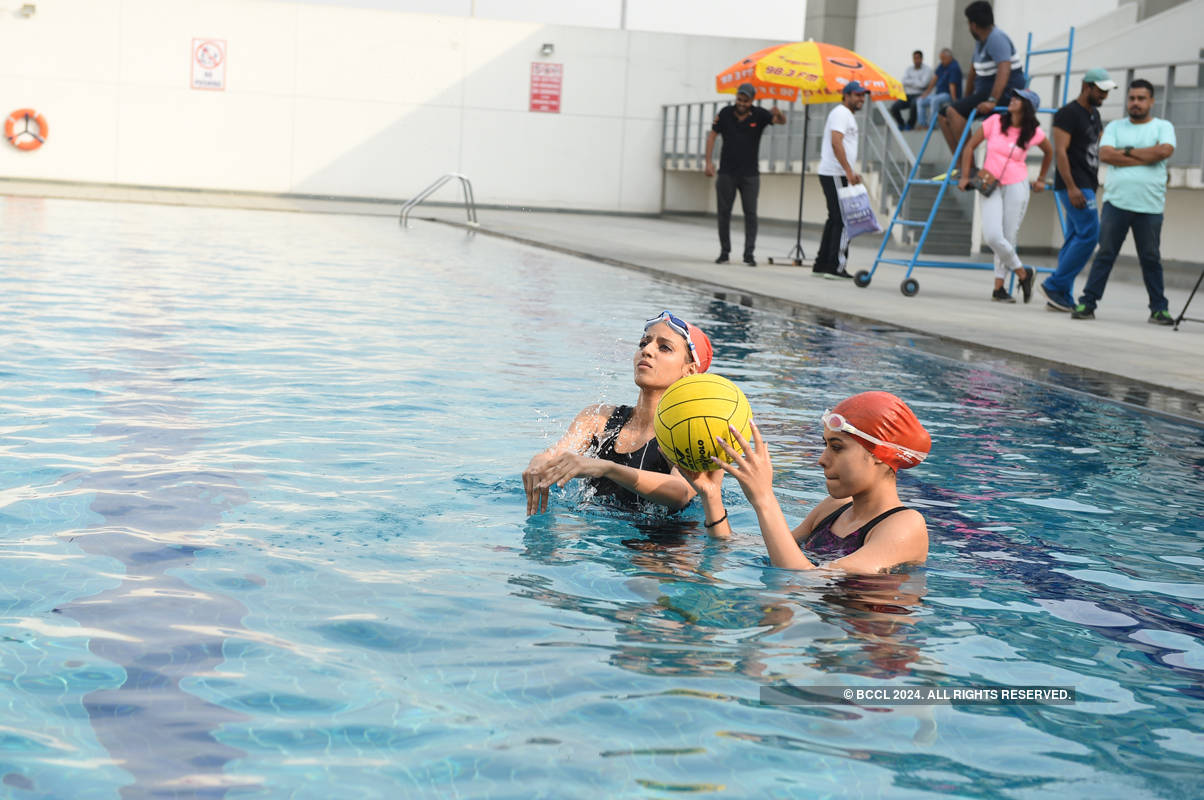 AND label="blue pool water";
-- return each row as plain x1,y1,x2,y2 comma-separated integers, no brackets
1,196,1202,798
